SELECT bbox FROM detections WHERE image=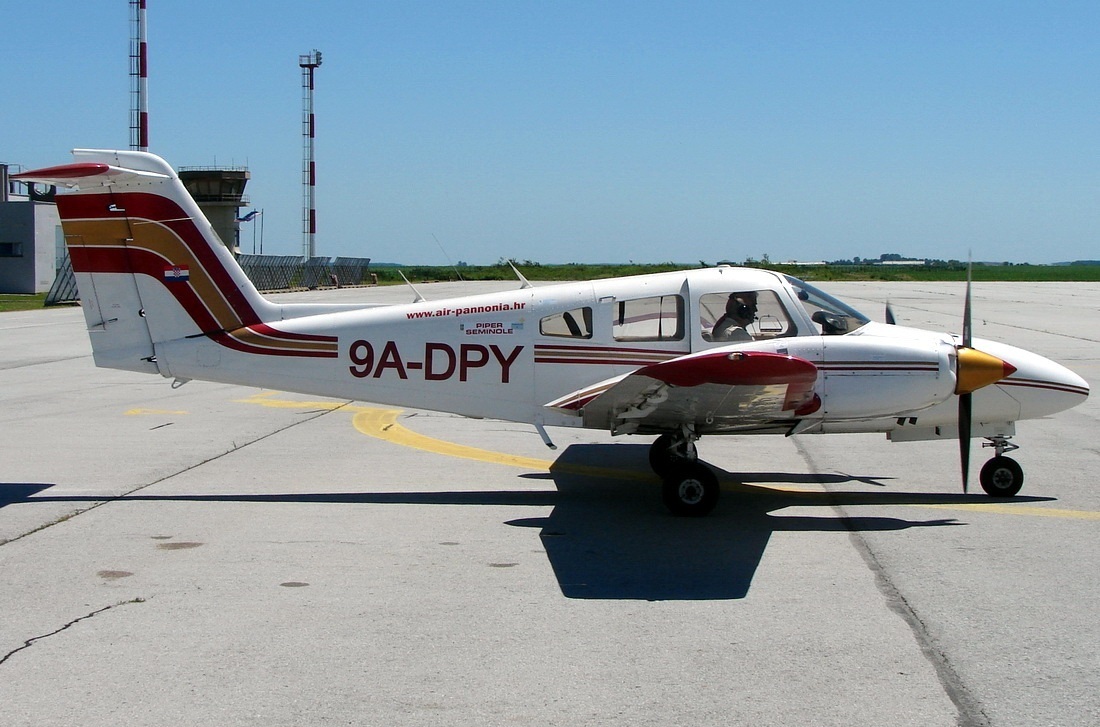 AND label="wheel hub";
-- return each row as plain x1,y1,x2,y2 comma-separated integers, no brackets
991,467,1014,488
678,479,704,505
